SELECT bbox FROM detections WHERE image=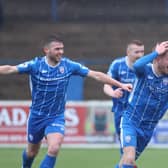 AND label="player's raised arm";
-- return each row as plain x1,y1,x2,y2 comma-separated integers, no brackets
133,41,168,74
87,70,132,92
0,65,18,74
